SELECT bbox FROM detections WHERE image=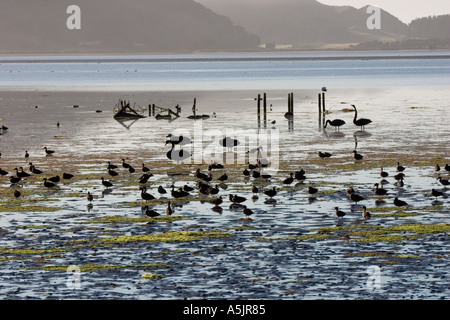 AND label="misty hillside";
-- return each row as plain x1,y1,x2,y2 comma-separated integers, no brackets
0,0,260,54
196,0,410,48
